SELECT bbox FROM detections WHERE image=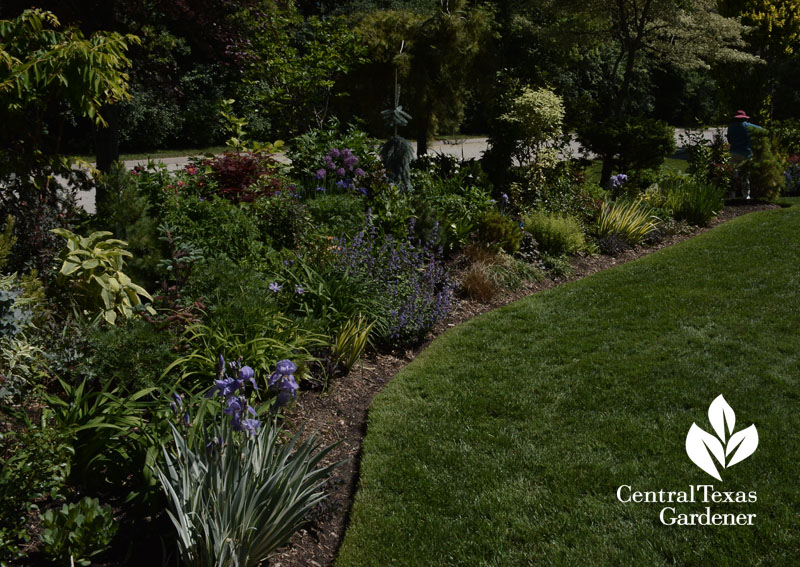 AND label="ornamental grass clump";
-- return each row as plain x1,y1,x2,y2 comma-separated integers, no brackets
155,356,339,567
596,198,660,246
661,177,725,226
